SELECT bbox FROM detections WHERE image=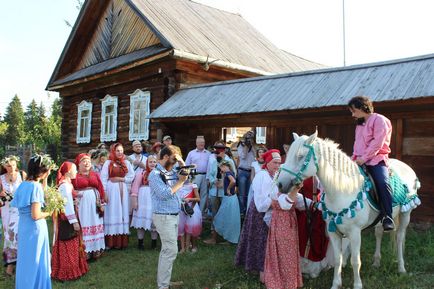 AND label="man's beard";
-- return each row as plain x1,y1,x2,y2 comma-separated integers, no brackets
164,159,177,170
